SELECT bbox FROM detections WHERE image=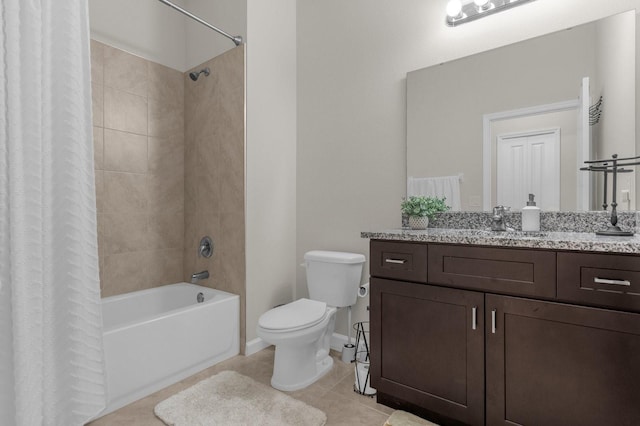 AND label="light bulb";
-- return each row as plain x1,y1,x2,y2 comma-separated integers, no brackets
446,0,463,17
474,0,491,9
